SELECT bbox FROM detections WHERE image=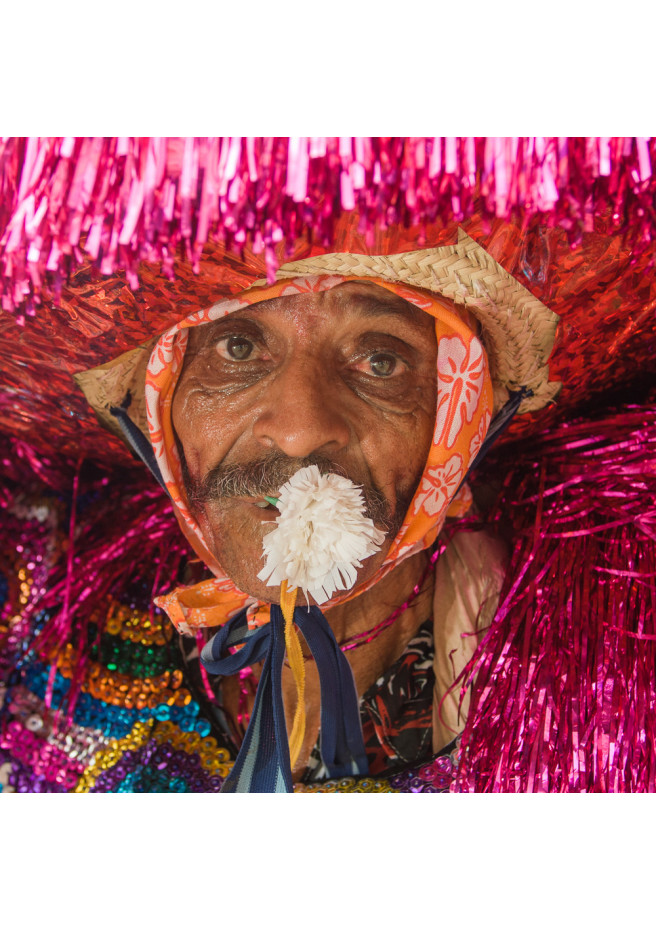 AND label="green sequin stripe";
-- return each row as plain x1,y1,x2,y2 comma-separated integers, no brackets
91,631,177,678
